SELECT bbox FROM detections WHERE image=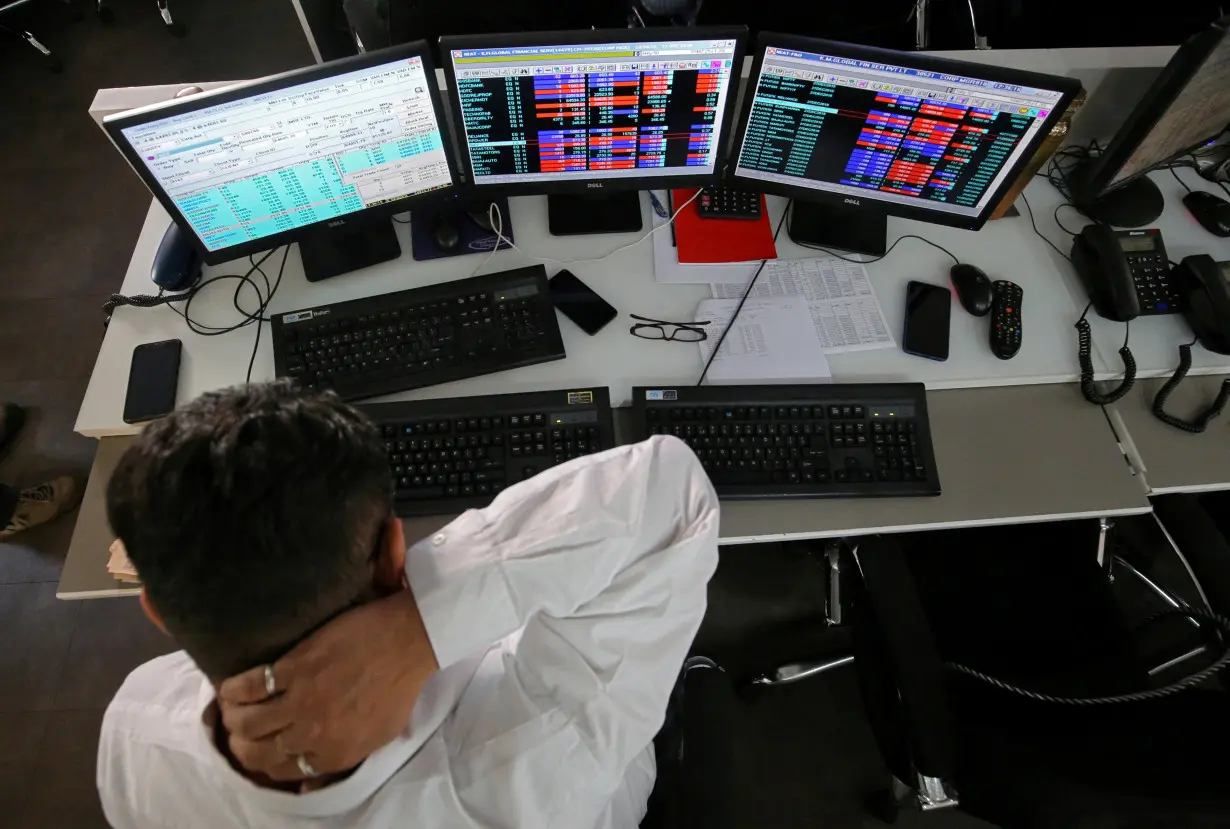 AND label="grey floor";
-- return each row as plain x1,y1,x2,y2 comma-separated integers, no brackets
0,5,1197,829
